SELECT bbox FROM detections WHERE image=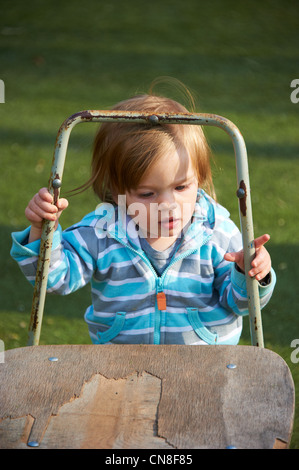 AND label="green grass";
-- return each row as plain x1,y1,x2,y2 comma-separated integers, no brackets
0,0,298,448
